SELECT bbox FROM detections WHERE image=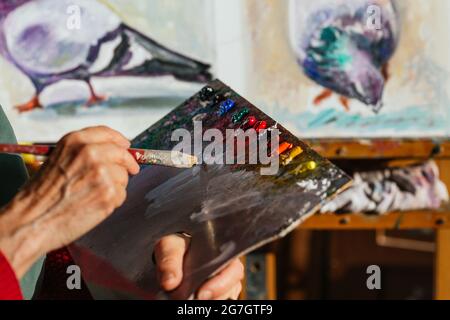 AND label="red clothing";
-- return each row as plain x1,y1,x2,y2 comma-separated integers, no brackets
0,248,92,300
0,250,22,300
